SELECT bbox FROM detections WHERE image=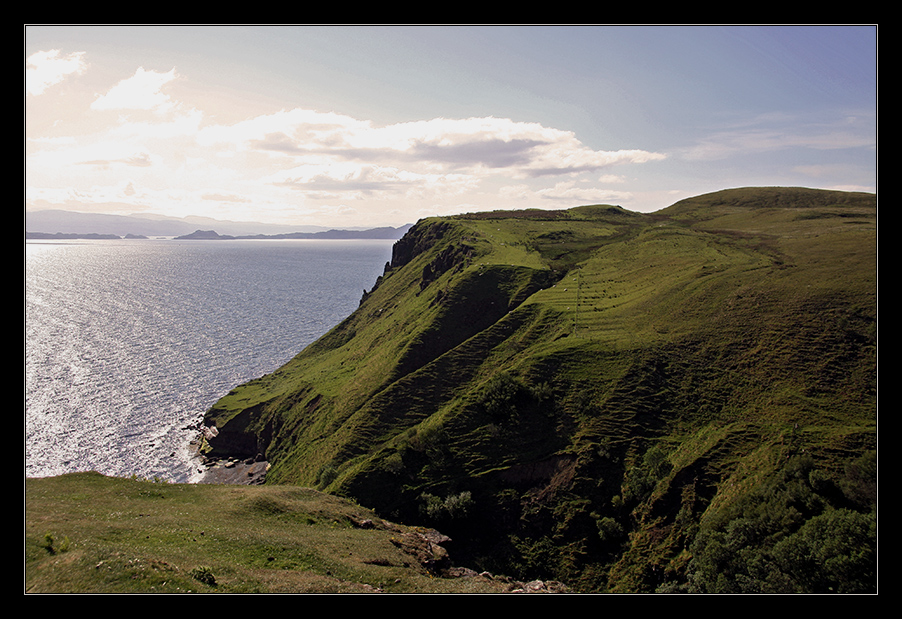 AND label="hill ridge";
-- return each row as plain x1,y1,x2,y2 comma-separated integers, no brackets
201,186,876,593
